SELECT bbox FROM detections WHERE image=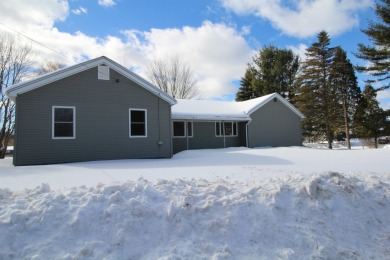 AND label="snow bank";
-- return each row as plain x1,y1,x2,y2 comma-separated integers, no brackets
1,172,389,259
